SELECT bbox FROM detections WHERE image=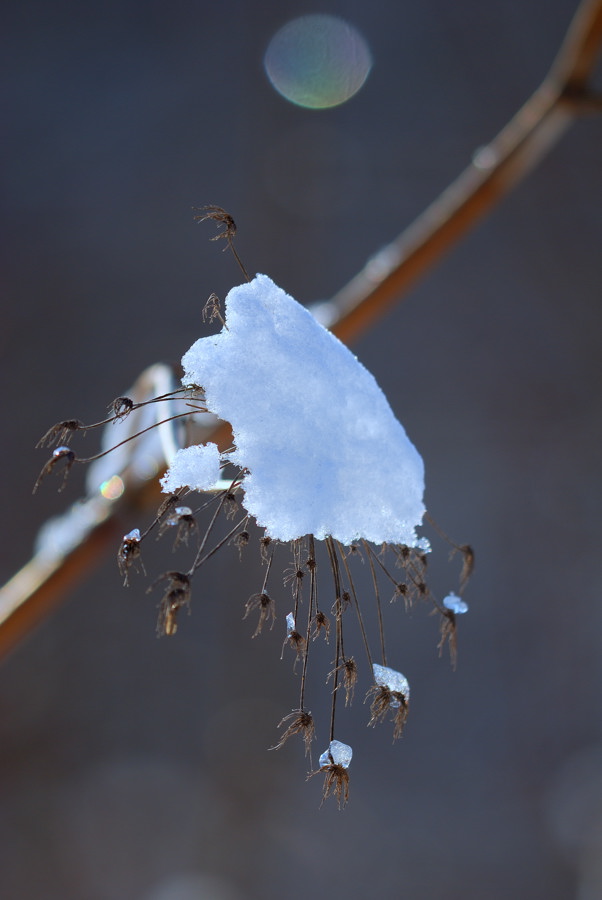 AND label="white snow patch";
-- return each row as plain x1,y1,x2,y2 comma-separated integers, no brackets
160,443,221,493
165,274,426,545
